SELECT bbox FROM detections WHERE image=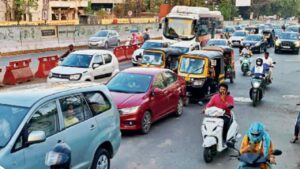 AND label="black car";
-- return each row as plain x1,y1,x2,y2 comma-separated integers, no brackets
275,32,299,54
241,35,267,53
